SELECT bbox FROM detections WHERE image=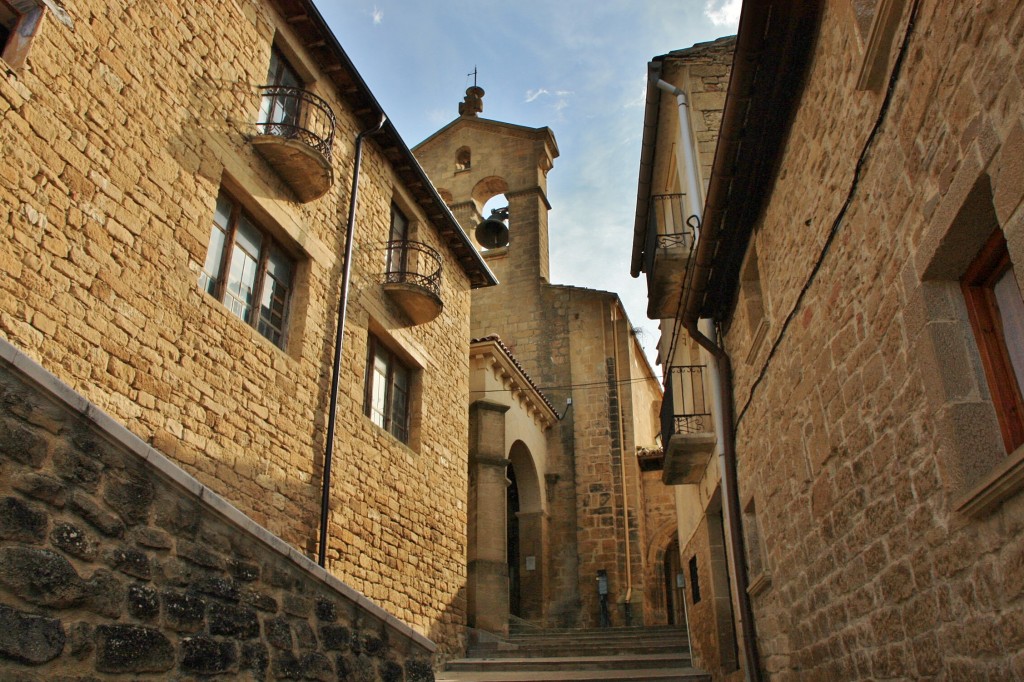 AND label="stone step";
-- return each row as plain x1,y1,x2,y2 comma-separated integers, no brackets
446,652,694,673
435,667,711,681
468,639,690,659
